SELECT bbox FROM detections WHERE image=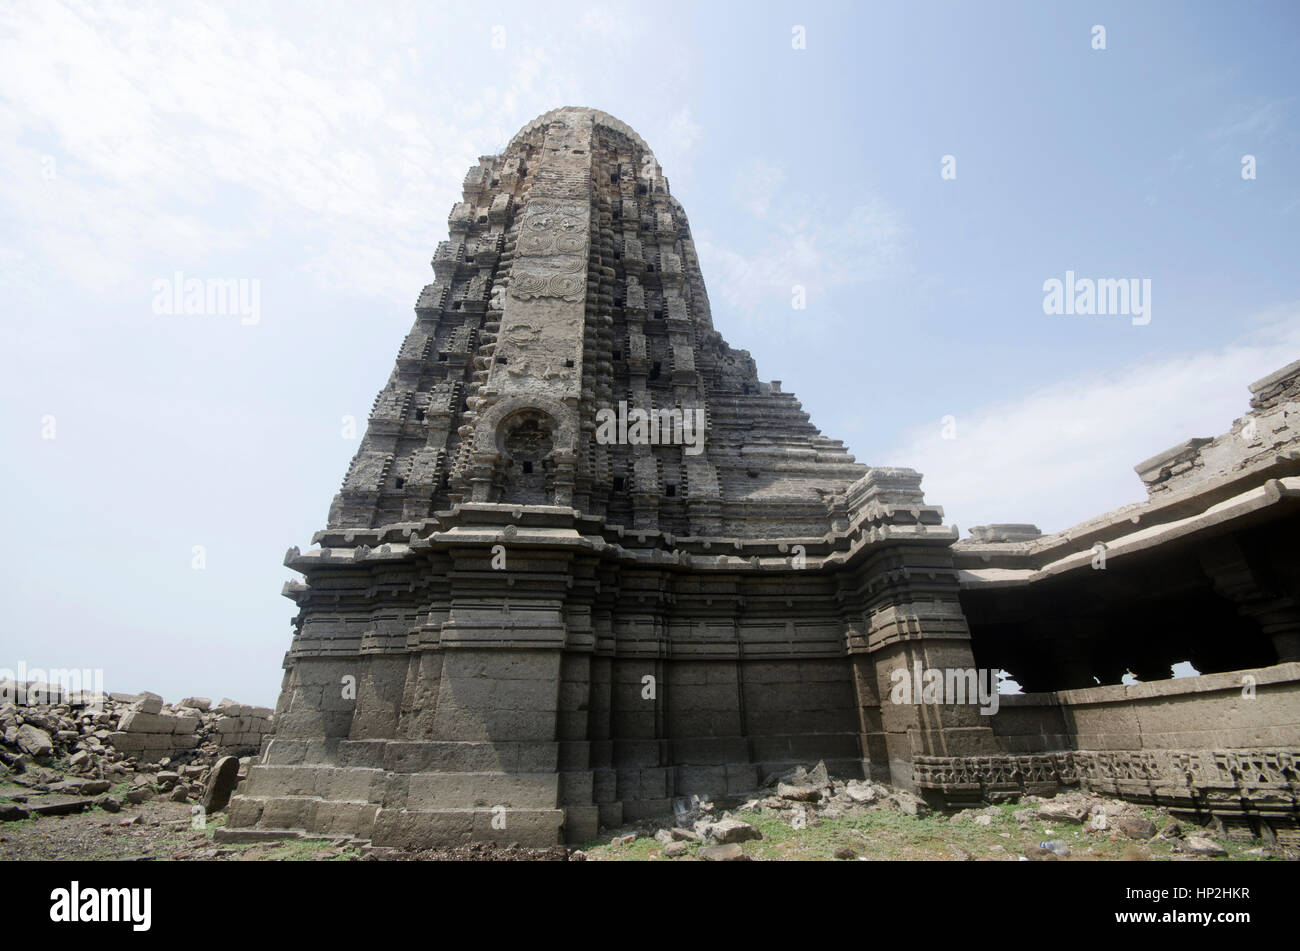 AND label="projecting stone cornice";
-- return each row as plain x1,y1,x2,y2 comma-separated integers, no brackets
956,475,1300,589
282,496,959,585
